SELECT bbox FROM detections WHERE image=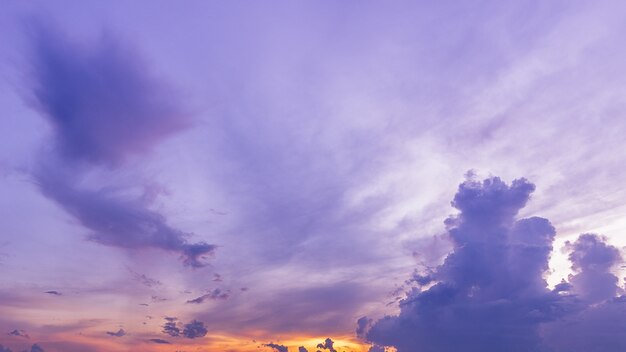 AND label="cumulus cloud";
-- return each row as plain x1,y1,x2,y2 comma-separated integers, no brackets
264,343,288,352
363,175,626,352
315,338,337,352
161,317,180,337
298,347,308,352
26,24,215,267
182,320,208,339
186,288,229,304
105,328,125,337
